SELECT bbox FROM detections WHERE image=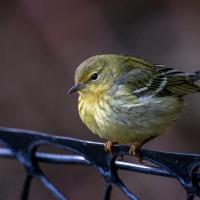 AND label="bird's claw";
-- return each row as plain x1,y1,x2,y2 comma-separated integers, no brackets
104,141,114,153
129,145,140,156
129,145,144,164
104,141,119,155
